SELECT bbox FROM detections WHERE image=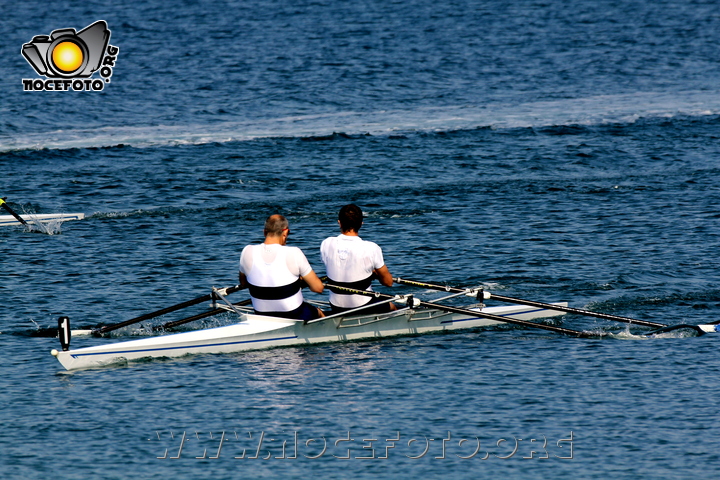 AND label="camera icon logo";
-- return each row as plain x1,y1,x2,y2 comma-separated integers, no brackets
22,20,110,78
21,21,119,91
